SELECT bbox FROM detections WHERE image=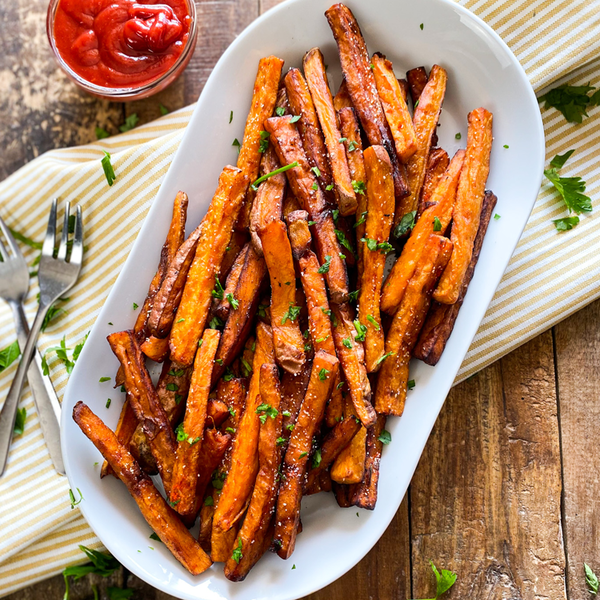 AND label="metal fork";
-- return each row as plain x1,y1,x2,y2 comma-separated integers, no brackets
0,217,65,474
0,199,83,476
